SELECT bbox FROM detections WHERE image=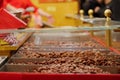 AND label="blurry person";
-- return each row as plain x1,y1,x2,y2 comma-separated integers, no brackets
96,0,120,21
104,0,112,6
2,0,18,11
95,0,112,17
82,0,103,16
105,0,120,21
78,0,86,11
5,0,54,28
94,0,105,17
0,0,18,45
